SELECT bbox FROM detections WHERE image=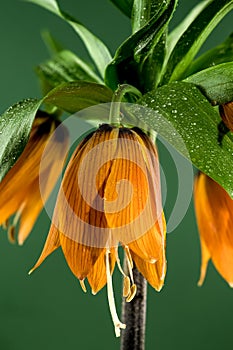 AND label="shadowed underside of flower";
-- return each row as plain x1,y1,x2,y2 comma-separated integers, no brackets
0,112,69,244
30,123,166,337
194,172,233,286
